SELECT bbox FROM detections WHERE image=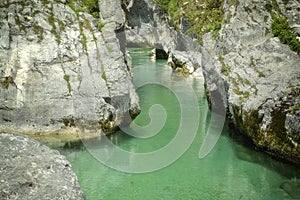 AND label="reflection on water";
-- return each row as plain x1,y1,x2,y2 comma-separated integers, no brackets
58,48,300,200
